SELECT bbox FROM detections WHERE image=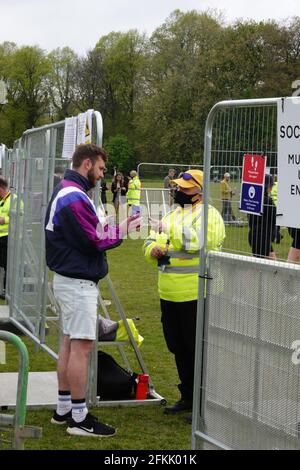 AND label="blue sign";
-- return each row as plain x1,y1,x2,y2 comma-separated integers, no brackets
240,182,263,215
